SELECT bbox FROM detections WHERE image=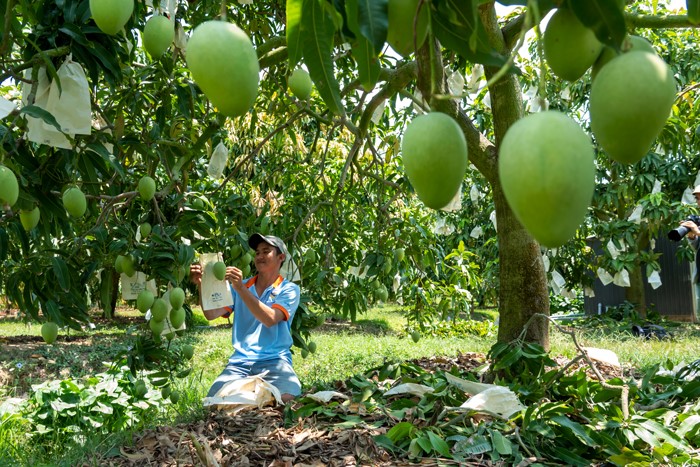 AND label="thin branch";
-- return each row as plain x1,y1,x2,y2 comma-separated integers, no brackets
626,13,700,29
0,45,71,84
518,313,630,419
